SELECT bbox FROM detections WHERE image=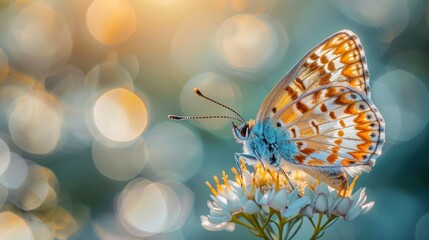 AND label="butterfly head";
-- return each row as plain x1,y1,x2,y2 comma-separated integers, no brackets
232,119,254,142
